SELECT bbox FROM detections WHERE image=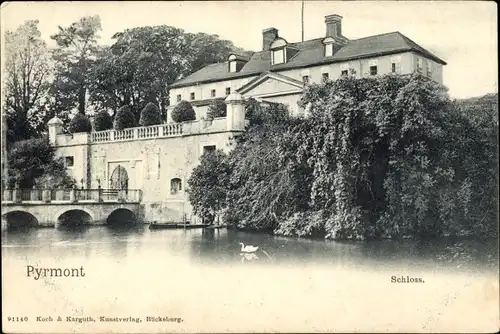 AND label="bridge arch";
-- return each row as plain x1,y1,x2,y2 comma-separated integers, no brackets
2,210,39,229
54,208,95,227
106,208,136,226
